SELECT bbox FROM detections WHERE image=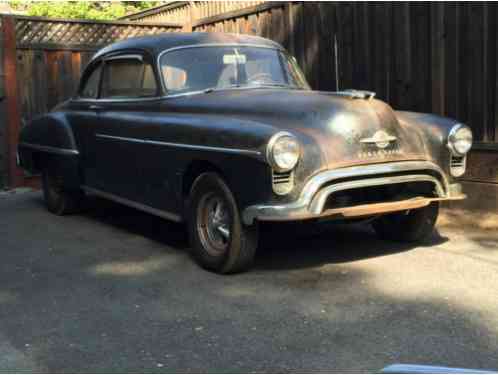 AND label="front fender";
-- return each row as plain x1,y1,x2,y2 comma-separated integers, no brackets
395,111,462,180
